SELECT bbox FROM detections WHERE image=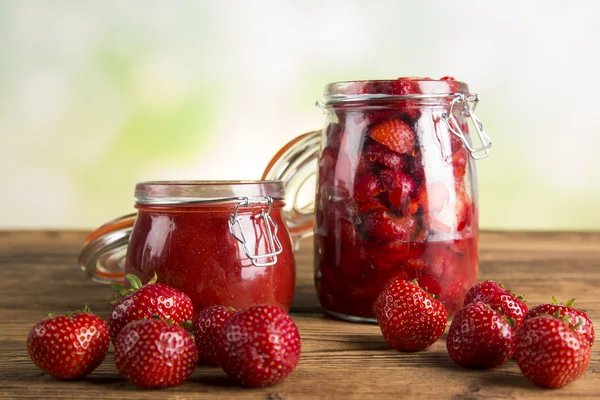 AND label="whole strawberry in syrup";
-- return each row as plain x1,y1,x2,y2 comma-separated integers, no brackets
525,297,595,346
115,319,197,388
515,315,591,388
375,279,447,352
464,280,528,329
108,274,193,343
27,306,109,379
217,305,301,387
446,302,515,369
193,305,237,366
